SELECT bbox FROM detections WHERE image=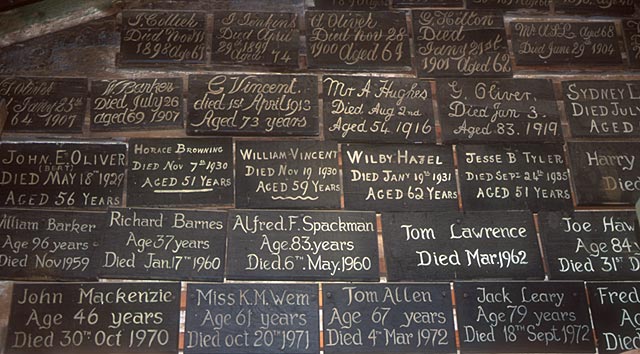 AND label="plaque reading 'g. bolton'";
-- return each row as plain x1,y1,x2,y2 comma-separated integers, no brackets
413,11,512,77
457,144,572,211
226,210,378,281
0,141,127,209
323,283,456,353
568,142,640,205
539,211,640,281
466,0,549,10
99,208,227,281
127,138,233,207
323,75,436,143
0,77,87,133
313,0,389,9
437,79,562,143
235,140,341,209
382,211,544,281
555,0,634,15
455,282,594,353
185,283,319,354
342,144,458,211
624,19,640,68
306,11,411,71
187,74,318,136
6,282,181,354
